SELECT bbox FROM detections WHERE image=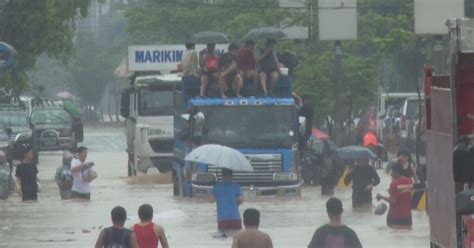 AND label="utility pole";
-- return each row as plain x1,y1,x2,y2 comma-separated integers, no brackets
334,40,344,146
